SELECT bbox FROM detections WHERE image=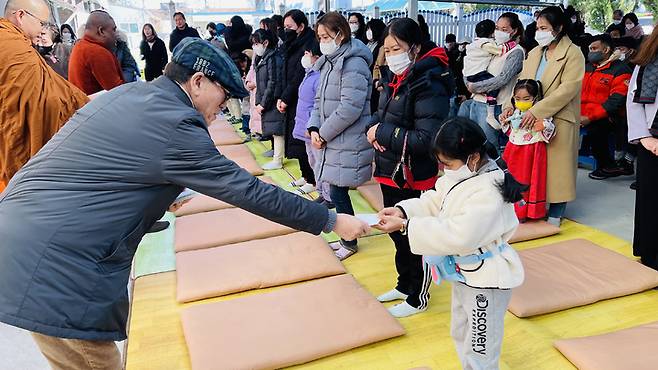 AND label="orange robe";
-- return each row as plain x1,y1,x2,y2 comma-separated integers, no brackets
0,19,89,186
